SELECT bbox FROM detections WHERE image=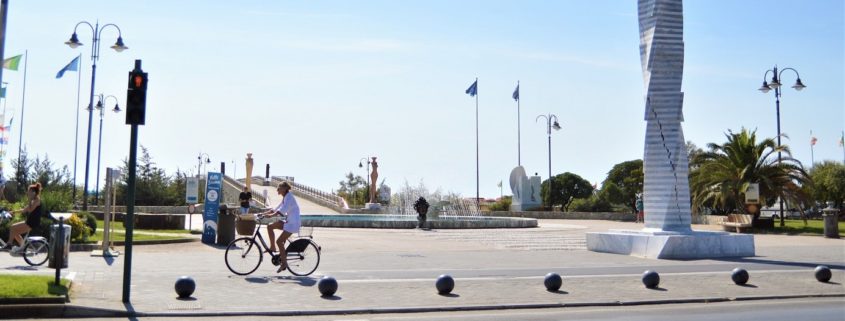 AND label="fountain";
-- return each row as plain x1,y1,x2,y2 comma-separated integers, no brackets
300,180,535,229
